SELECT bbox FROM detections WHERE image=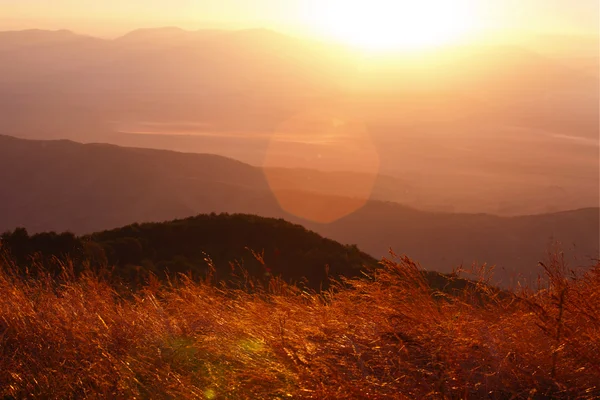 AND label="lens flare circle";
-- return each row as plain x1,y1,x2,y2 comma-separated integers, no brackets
264,106,380,223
